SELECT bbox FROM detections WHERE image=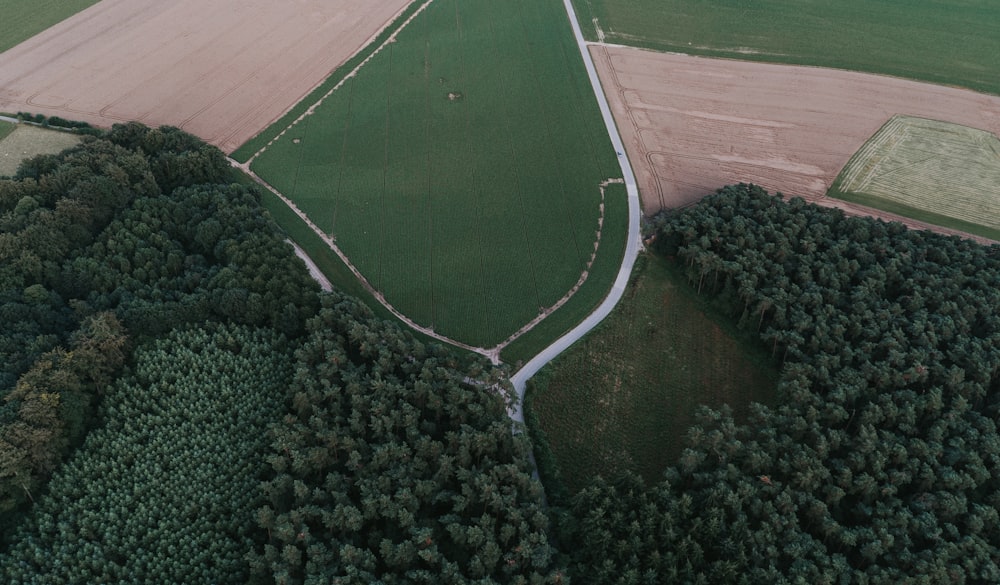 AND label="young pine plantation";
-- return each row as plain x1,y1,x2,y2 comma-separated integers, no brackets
0,124,559,584
5,122,1000,582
